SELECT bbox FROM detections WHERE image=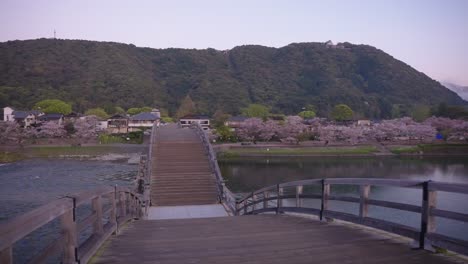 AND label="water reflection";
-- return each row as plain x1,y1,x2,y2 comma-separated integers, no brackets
220,156,468,241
